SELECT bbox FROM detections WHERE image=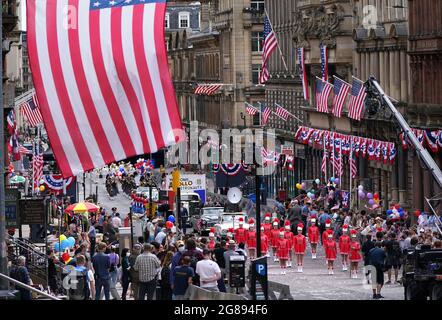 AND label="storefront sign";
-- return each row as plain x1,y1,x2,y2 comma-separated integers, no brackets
19,199,45,225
